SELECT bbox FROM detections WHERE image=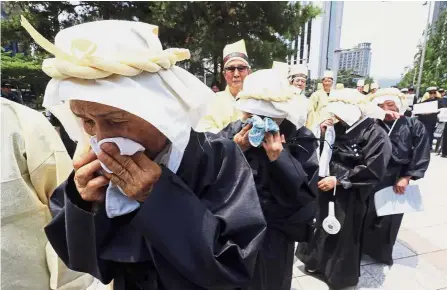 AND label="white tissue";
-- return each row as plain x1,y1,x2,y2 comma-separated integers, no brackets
90,137,144,218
